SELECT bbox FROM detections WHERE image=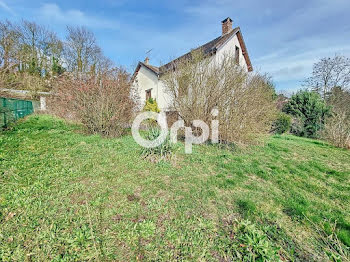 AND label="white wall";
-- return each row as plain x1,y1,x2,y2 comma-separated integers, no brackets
133,65,173,111
215,34,249,72
133,66,158,110
157,80,173,111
